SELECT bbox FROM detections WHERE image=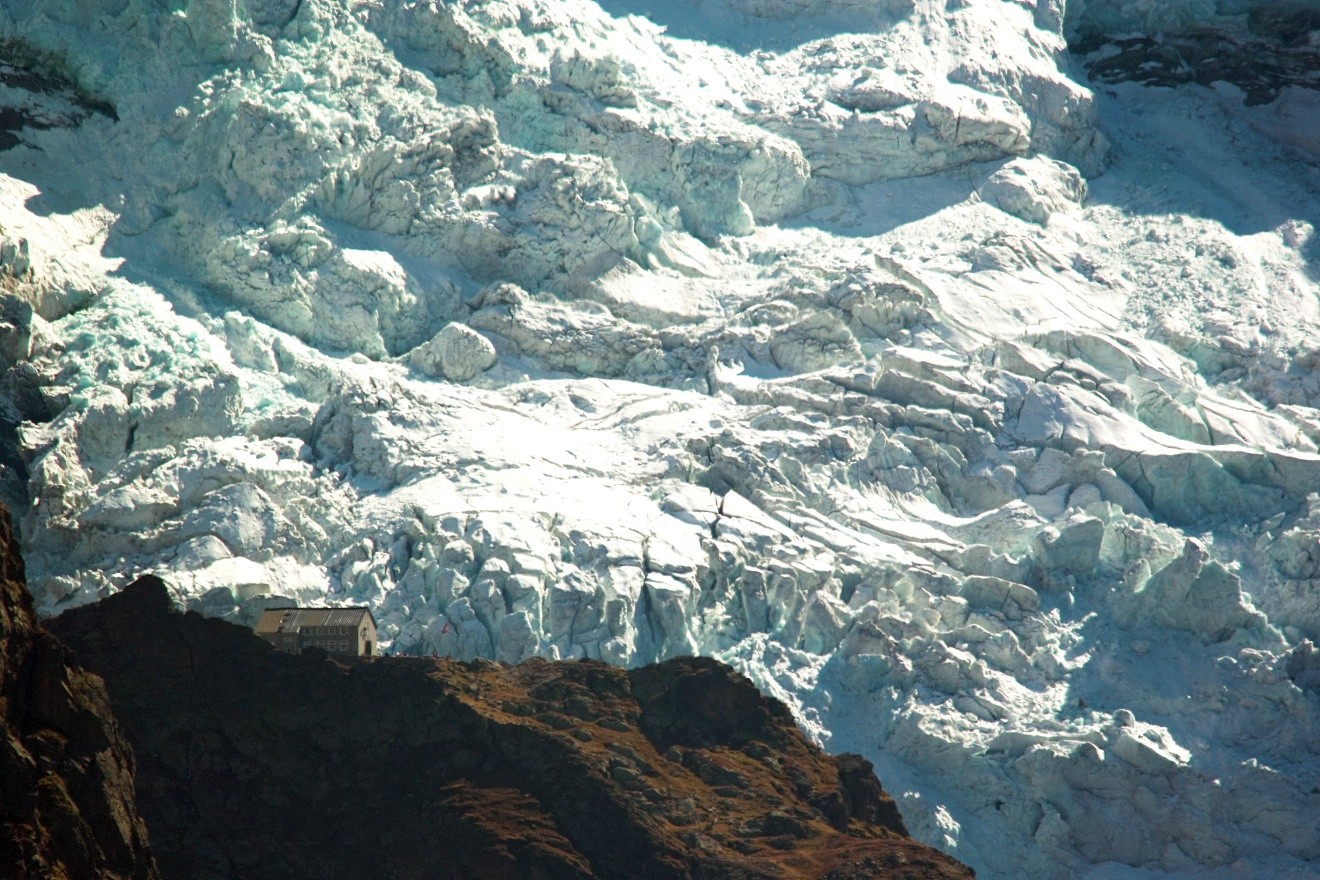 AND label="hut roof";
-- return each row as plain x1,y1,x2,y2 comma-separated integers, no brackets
254,607,376,635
